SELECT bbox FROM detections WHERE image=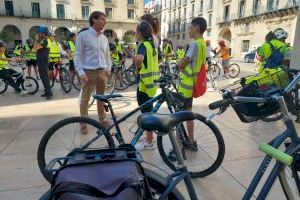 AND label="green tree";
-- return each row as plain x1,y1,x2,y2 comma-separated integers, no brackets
0,31,14,42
